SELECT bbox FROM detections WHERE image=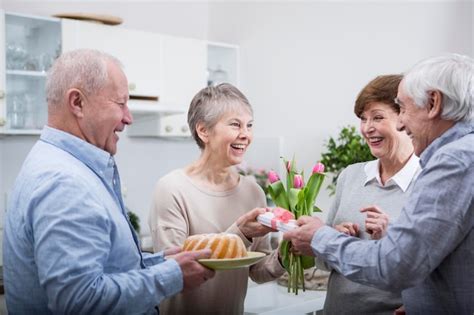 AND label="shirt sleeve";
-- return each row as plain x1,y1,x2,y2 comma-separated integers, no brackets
311,152,472,291
314,167,348,271
31,174,183,314
143,251,165,266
